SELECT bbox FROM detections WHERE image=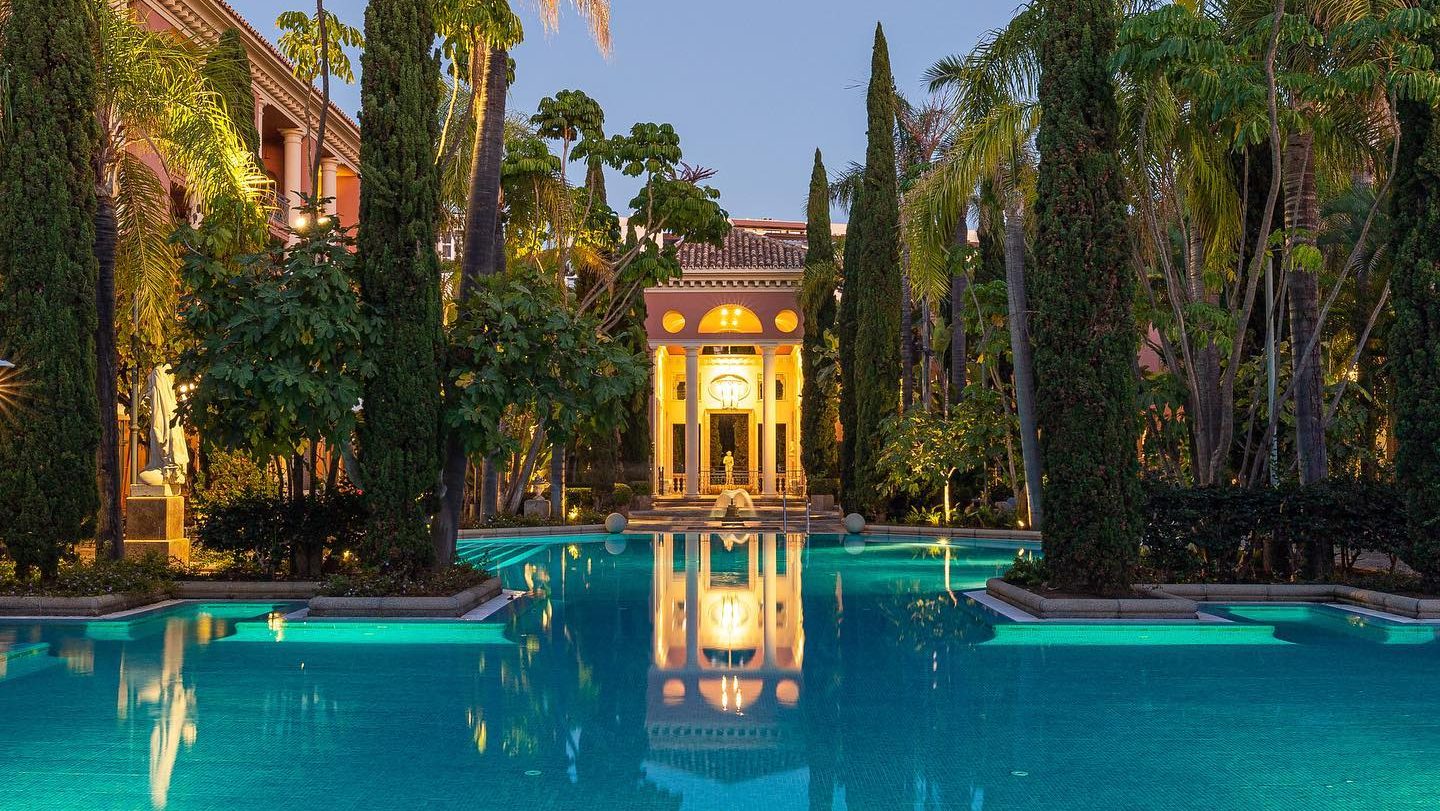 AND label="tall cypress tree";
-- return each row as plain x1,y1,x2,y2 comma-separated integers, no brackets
0,0,101,579
840,24,902,516
800,149,839,489
356,0,444,572
1031,0,1140,592
1391,61,1440,583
